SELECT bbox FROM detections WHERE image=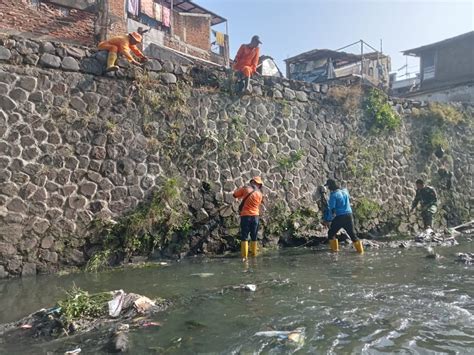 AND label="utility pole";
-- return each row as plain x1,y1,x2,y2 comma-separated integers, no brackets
360,39,364,81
